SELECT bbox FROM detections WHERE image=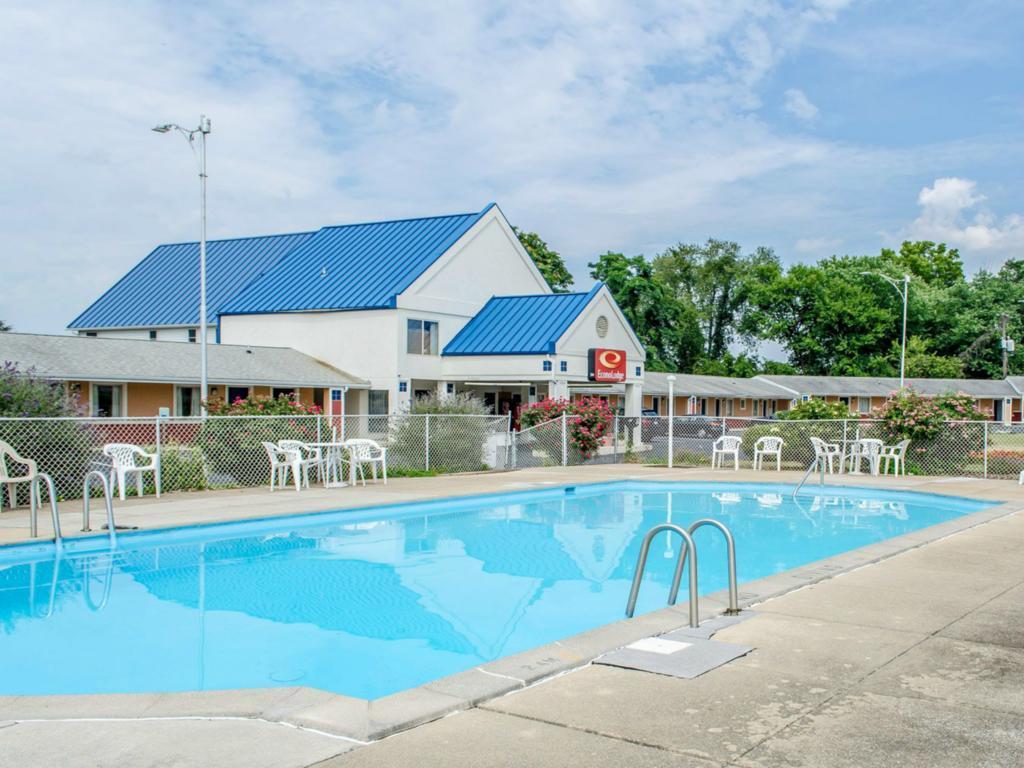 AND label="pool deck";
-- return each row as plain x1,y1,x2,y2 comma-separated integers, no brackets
1,466,1023,766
